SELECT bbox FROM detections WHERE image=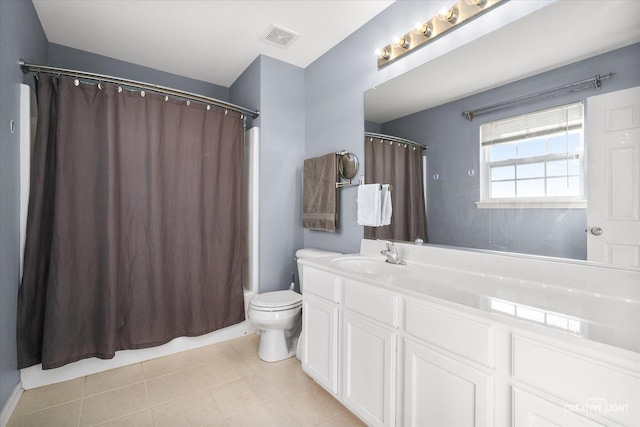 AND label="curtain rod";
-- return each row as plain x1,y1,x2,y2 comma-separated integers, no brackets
462,73,615,121
19,59,260,119
365,132,426,150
